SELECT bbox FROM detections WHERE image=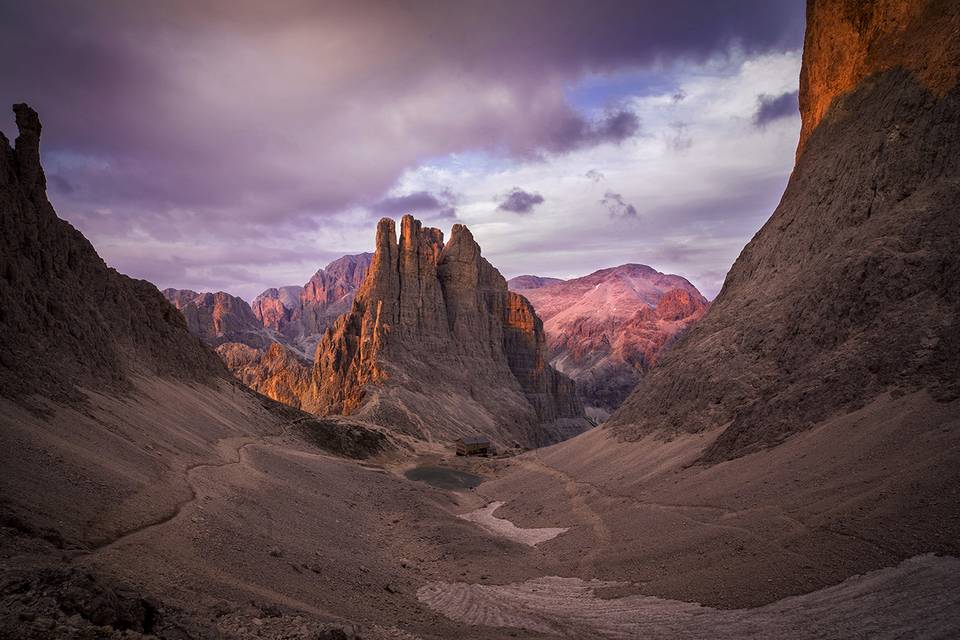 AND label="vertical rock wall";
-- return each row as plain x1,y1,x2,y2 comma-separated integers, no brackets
309,215,589,447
